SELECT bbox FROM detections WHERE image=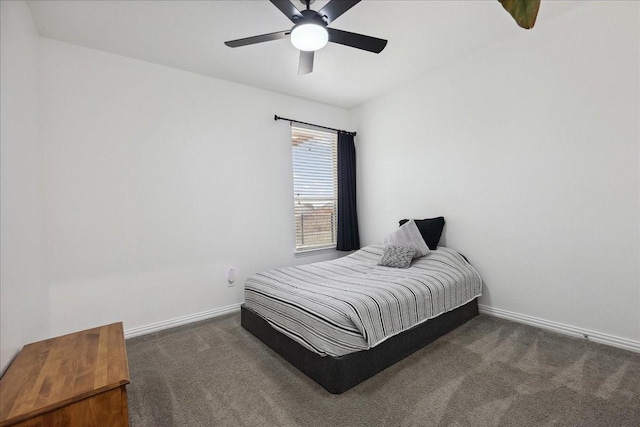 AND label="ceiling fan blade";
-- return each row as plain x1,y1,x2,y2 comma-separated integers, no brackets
269,0,303,23
298,50,314,75
318,0,360,25
327,28,387,53
224,30,290,48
